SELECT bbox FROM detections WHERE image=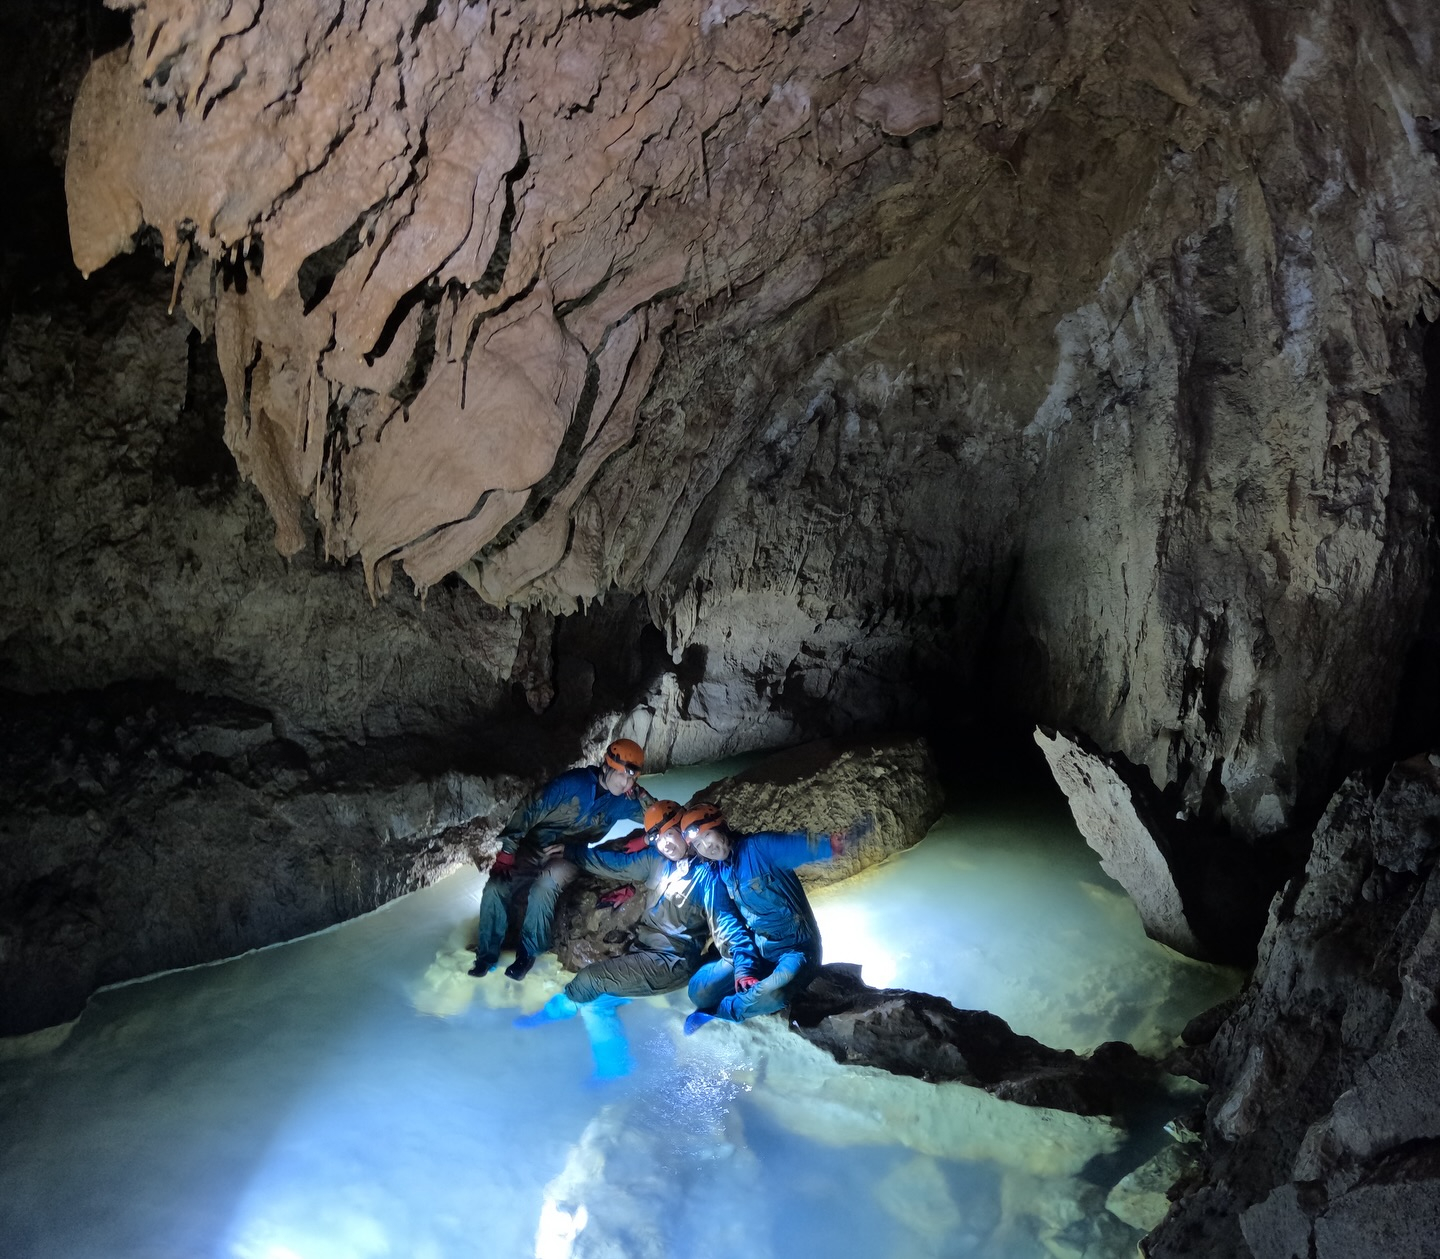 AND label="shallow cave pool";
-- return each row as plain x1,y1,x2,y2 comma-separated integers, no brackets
0,770,1242,1259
